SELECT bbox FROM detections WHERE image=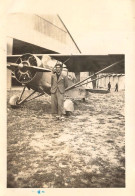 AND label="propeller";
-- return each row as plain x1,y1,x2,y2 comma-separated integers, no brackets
7,53,52,84
7,62,51,72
